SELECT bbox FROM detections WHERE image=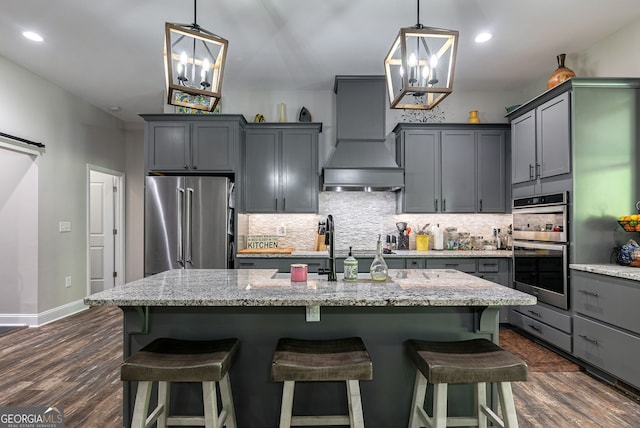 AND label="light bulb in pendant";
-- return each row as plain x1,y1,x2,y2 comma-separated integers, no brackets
177,51,188,82
408,53,418,84
200,58,211,88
